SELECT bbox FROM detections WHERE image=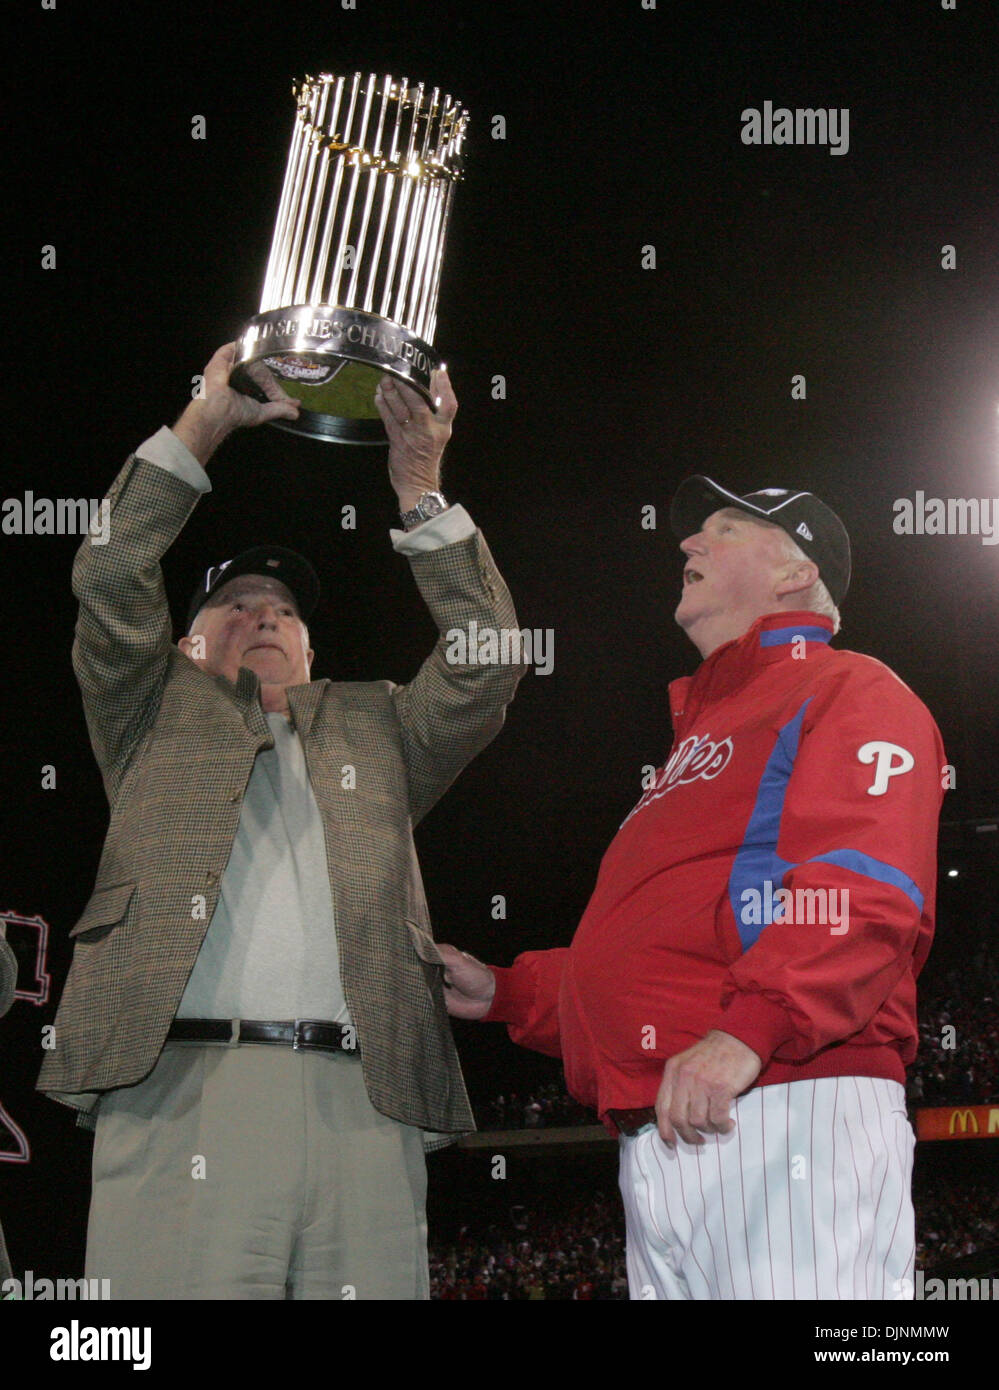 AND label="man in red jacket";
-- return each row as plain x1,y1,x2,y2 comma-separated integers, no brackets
440,477,944,1300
